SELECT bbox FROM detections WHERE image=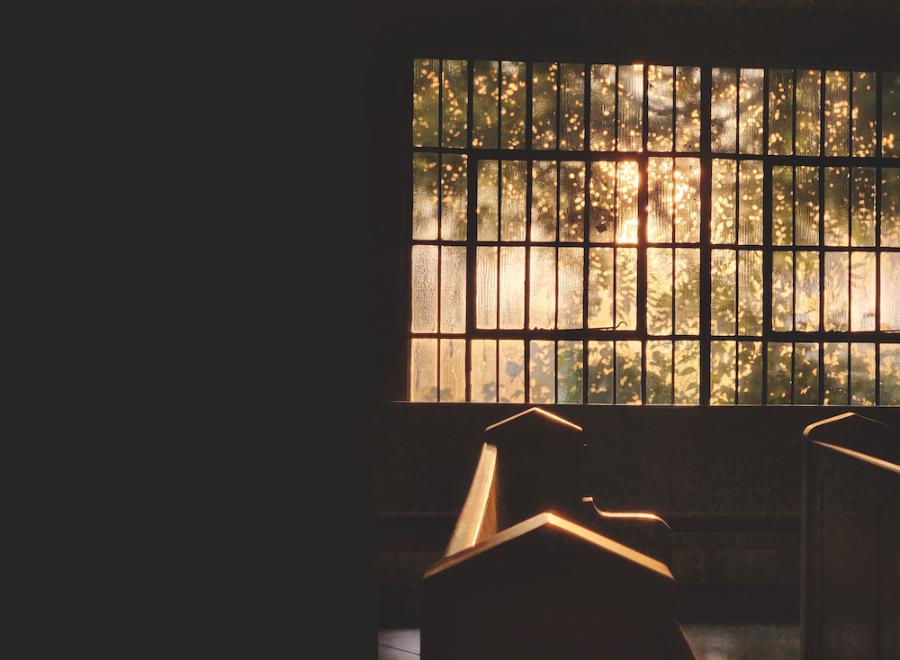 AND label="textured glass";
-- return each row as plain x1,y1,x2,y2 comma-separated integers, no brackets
769,69,794,155
588,341,614,404
739,161,764,245
616,248,637,330
711,249,736,335
590,64,616,151
885,72,900,158
674,158,700,242
442,60,467,147
617,65,643,151
441,154,467,240
588,247,614,328
648,65,673,152
676,66,701,152
499,247,525,329
413,153,439,240
501,160,527,241
617,161,640,243
589,161,616,242
738,341,763,404
560,161,585,241
412,59,439,147
500,61,526,149
498,340,526,403
795,166,819,246
795,342,819,405
472,60,498,148
476,246,497,329
441,246,467,333
477,160,498,240
711,68,737,152
883,168,900,246
850,252,876,331
794,251,819,332
439,339,466,402
850,343,876,406
823,342,849,405
529,247,556,329
881,253,900,330
675,340,700,405
852,71,877,157
824,71,850,156
529,340,555,403
646,340,672,404
739,68,764,154
824,252,849,331
851,167,876,246
647,248,673,335
710,340,736,405
738,250,763,336
557,247,583,329
824,167,849,246
559,63,584,150
532,62,558,150
772,252,793,331
648,157,673,242
767,342,792,405
471,340,497,403
879,344,900,406
410,338,437,402
411,245,438,332
531,160,557,241
557,340,583,404
712,159,736,244
615,341,642,404
795,70,821,156
675,248,699,334
772,166,793,246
